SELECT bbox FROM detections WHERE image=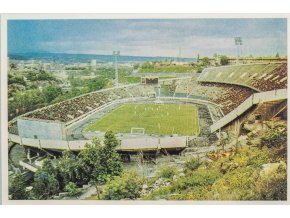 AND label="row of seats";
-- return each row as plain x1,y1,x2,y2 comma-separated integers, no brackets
164,77,255,115
24,85,156,123
201,83,255,114
251,64,287,91
198,63,287,91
